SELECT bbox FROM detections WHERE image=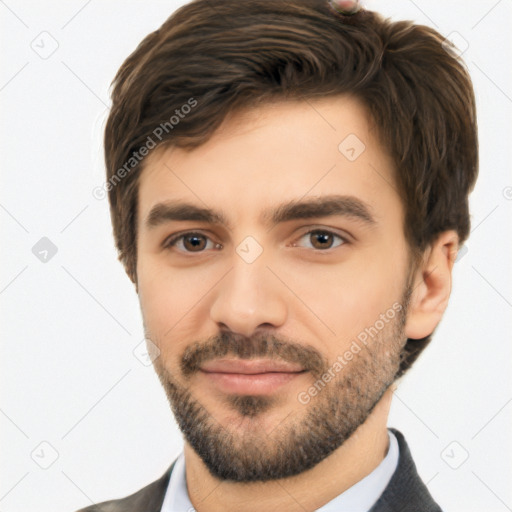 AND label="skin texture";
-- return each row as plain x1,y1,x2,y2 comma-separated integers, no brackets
135,96,458,511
